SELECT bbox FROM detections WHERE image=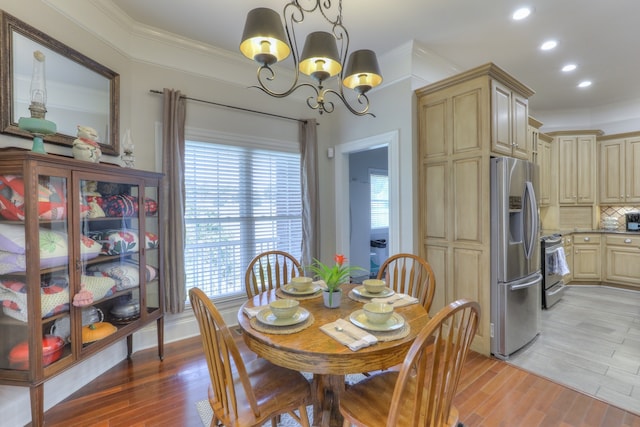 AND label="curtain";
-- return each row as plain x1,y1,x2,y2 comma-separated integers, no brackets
161,88,187,313
299,119,320,268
